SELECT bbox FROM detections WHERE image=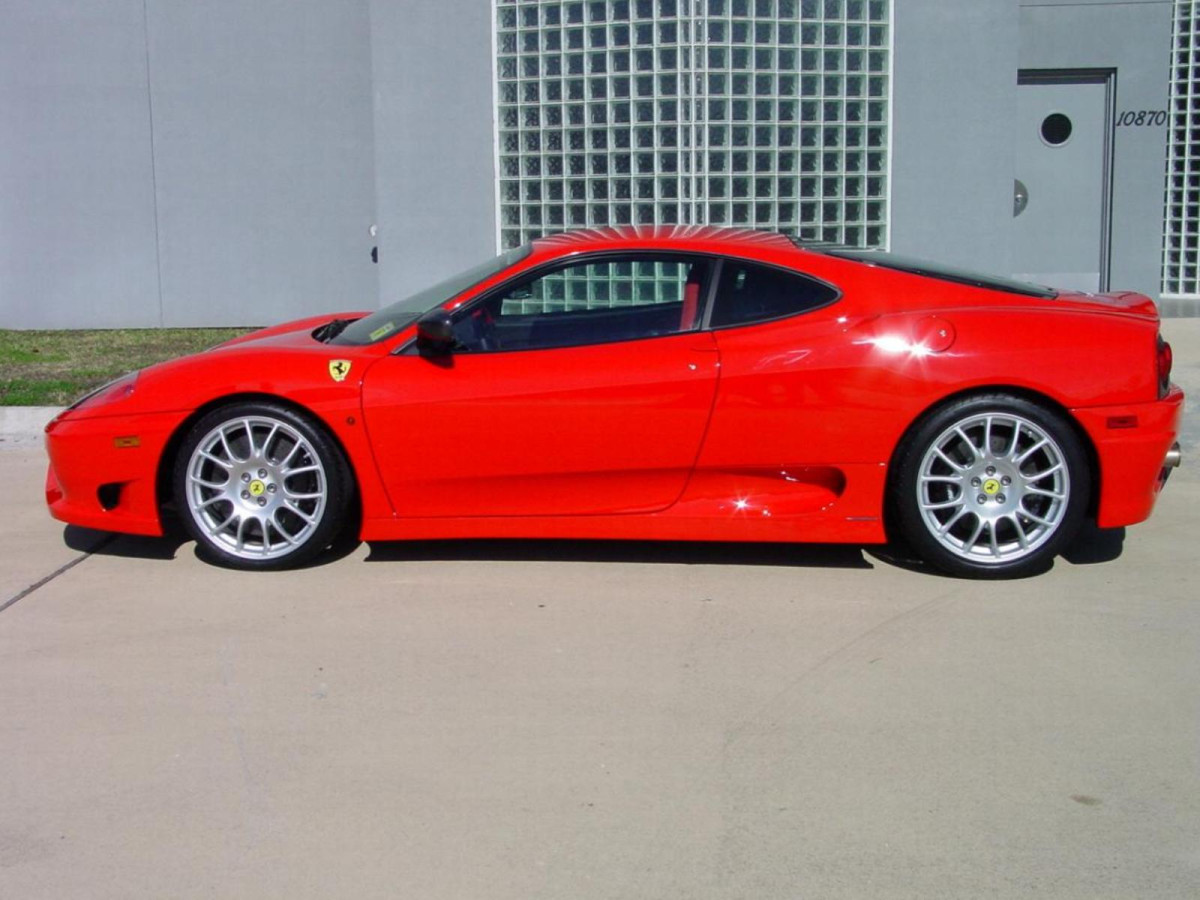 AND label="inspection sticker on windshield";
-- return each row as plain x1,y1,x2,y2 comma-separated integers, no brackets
328,359,351,382
369,322,395,341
